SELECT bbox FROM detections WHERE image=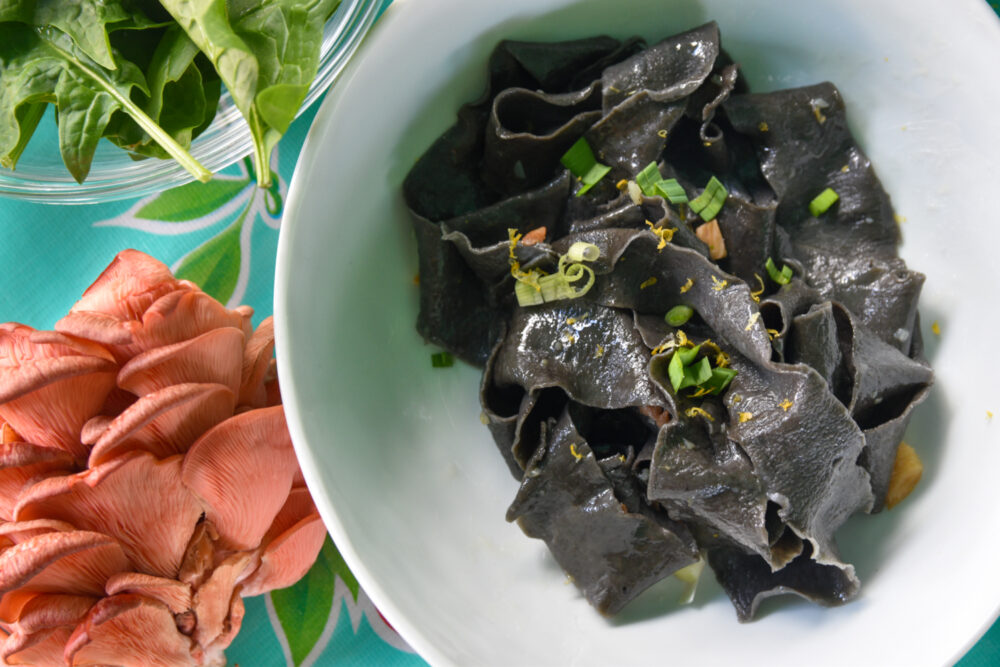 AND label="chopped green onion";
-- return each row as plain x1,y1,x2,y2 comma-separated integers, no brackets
560,137,612,196
514,242,600,307
634,161,689,204
701,367,737,394
431,351,454,368
636,162,663,196
688,176,728,221
765,257,793,285
665,305,694,327
808,187,839,217
655,179,688,204
667,342,738,395
680,357,713,390
565,241,600,263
